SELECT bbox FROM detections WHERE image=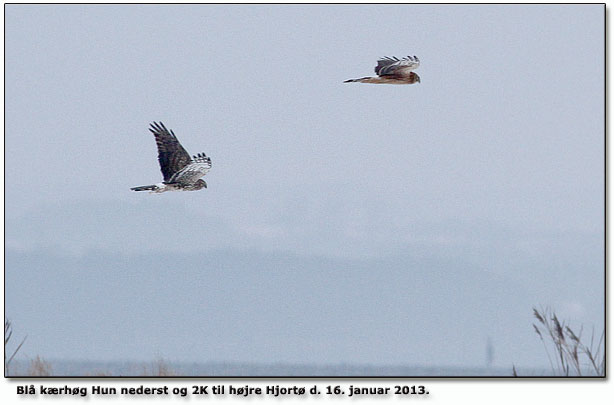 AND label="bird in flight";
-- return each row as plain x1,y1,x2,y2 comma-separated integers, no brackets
344,55,421,84
131,122,212,193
